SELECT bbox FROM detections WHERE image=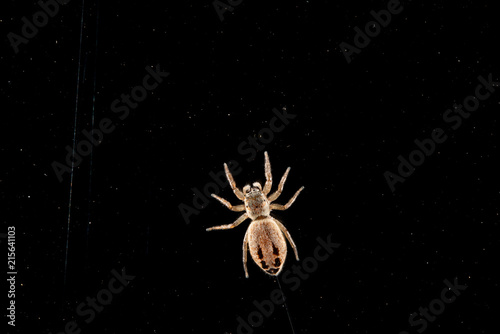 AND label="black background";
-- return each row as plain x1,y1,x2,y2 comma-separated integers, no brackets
1,0,500,333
